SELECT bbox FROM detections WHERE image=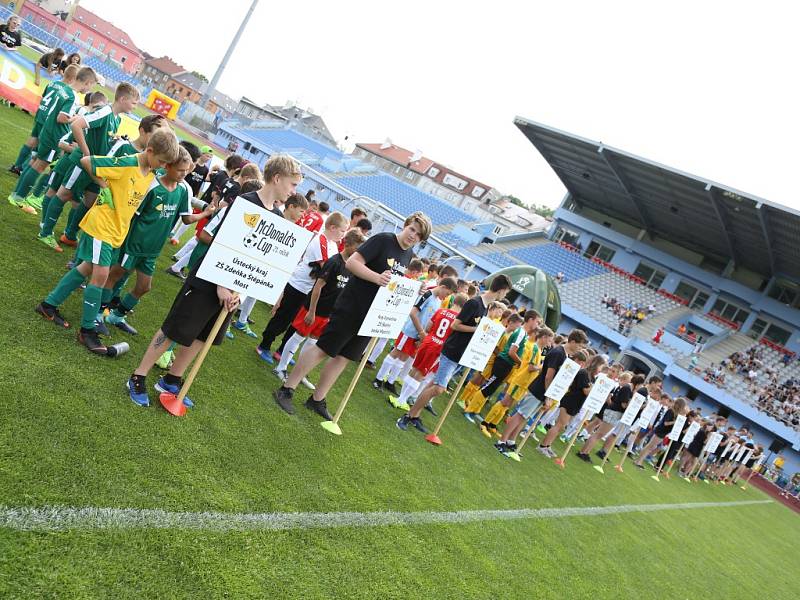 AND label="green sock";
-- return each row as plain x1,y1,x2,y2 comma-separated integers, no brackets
39,193,53,228
113,293,139,317
29,171,49,198
81,285,103,330
101,286,114,307
40,198,68,238
13,144,31,170
111,271,131,299
14,165,40,198
64,203,89,240
44,268,86,307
